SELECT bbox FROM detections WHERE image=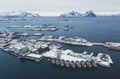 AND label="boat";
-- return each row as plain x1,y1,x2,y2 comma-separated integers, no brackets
20,32,30,36
91,60,97,67
23,25,59,31
38,35,54,41
65,25,73,29
51,58,56,64
32,33,44,36
108,46,120,51
64,28,69,31
55,59,60,65
96,53,113,67
65,60,70,67
75,61,81,68
81,61,87,68
105,42,120,51
57,36,93,46
86,61,92,67
60,59,65,66
70,61,75,68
